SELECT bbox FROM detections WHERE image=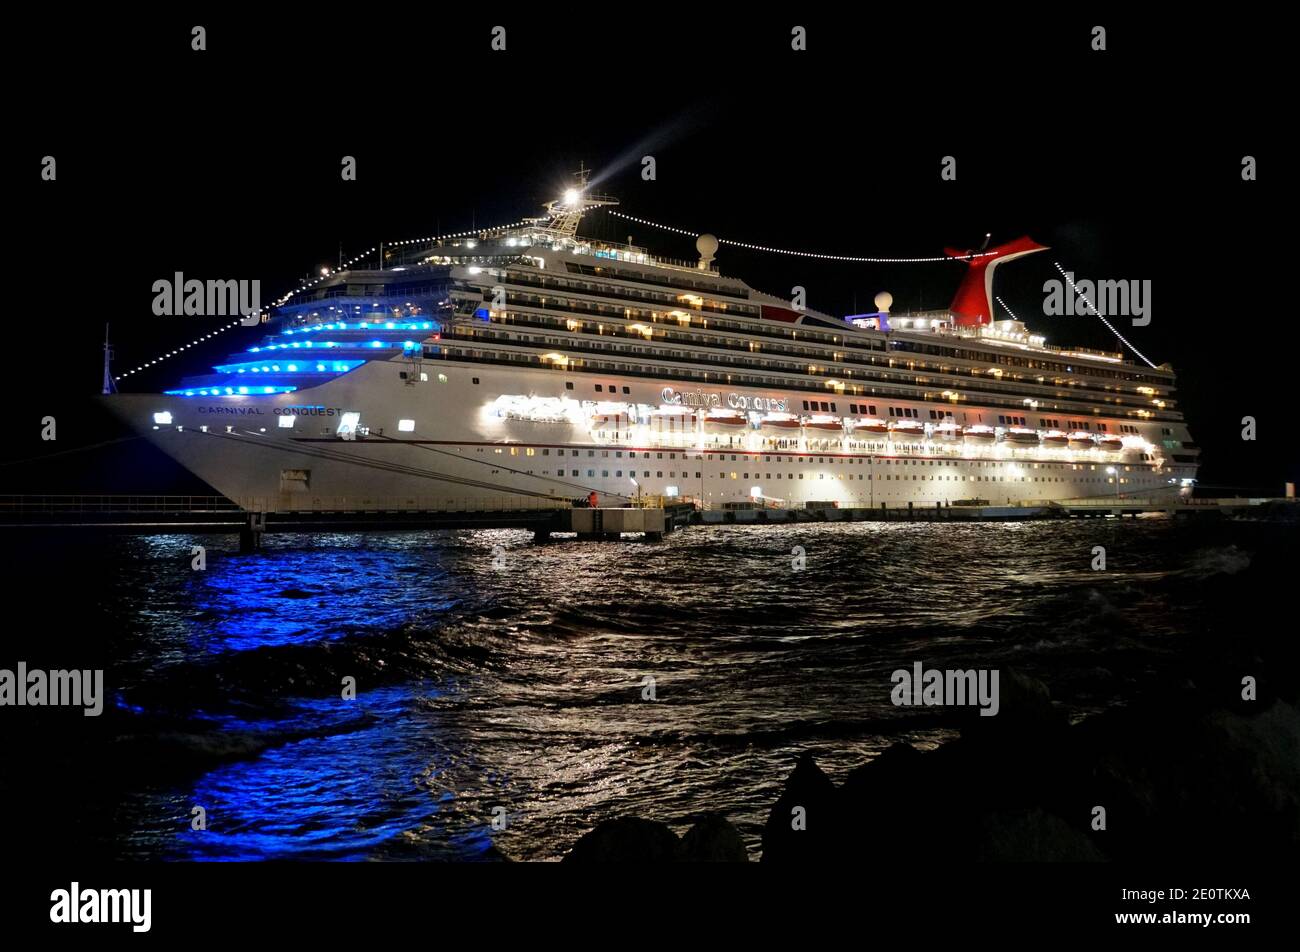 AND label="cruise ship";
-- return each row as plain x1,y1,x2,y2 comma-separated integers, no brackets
106,177,1199,512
